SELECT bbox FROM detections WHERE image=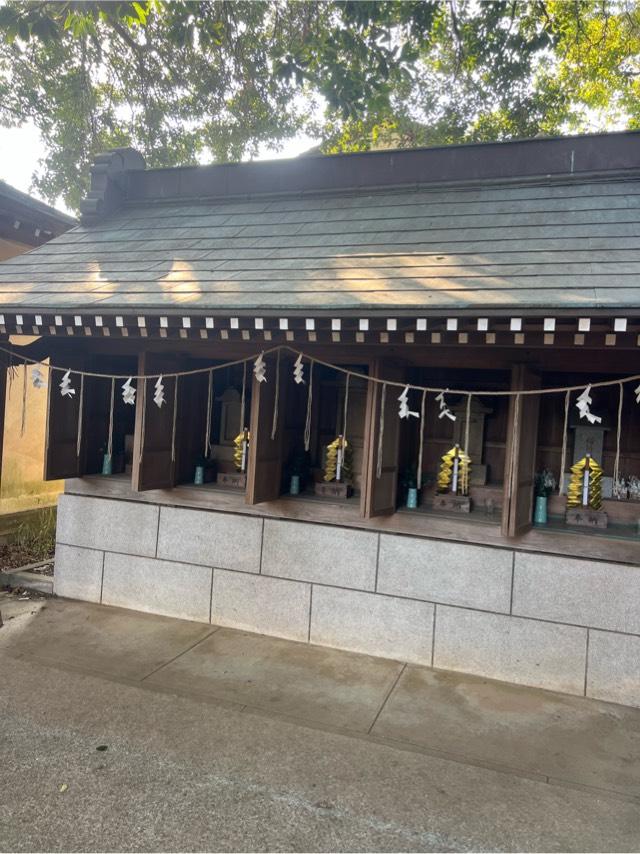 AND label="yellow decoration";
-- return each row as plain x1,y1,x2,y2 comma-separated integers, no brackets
324,435,352,483
234,429,250,472
566,454,603,510
437,445,471,496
